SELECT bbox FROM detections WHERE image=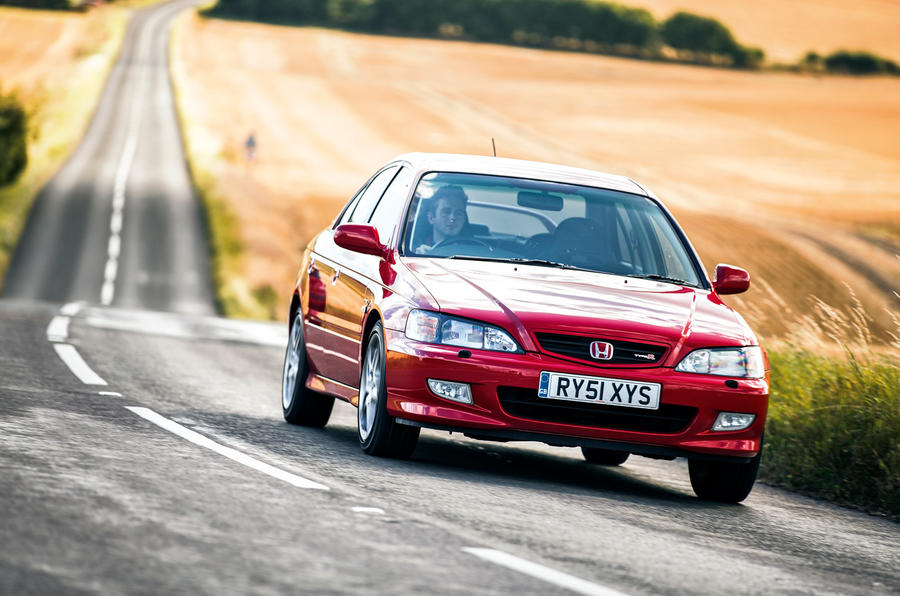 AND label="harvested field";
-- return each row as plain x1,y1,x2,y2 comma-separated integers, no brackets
172,14,900,345
632,0,900,63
